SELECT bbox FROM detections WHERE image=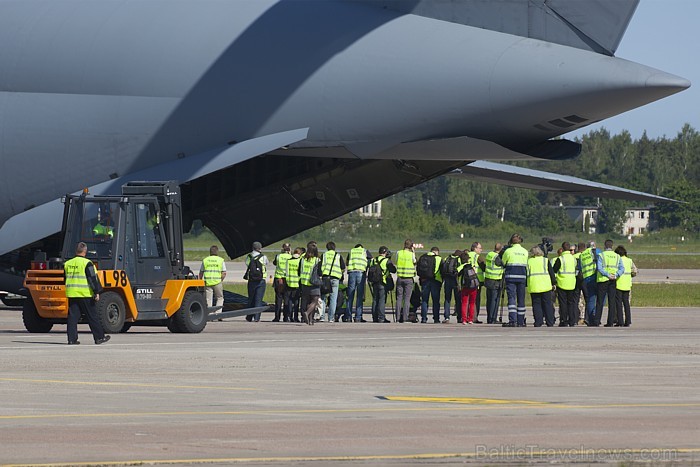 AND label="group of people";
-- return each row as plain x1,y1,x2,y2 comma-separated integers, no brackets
495,234,637,328
199,234,637,328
